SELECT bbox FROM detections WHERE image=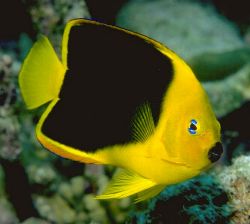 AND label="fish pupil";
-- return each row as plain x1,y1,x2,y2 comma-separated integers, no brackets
190,123,197,130
188,119,198,134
